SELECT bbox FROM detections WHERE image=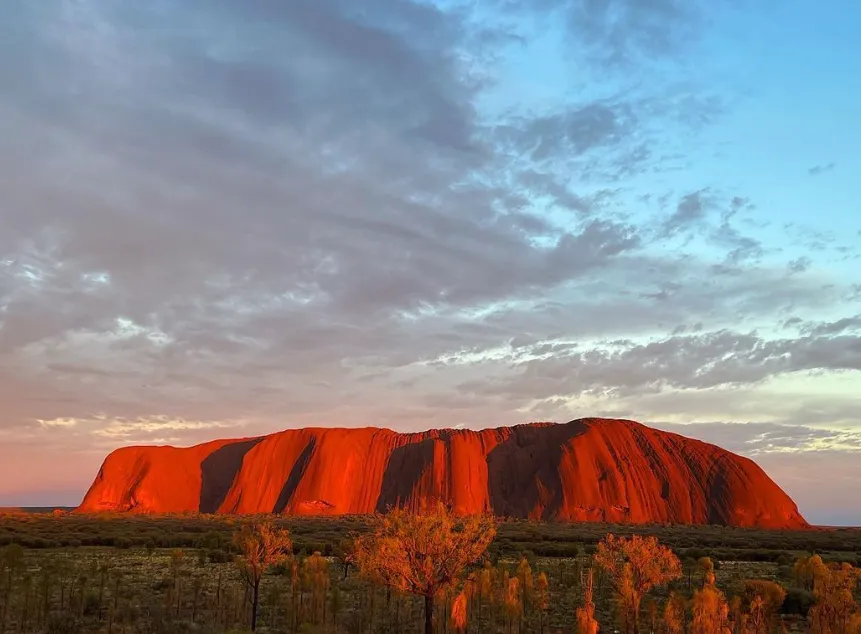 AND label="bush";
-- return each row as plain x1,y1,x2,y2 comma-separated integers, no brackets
781,587,815,616
43,613,79,634
83,592,101,617
208,548,232,563
152,578,172,592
